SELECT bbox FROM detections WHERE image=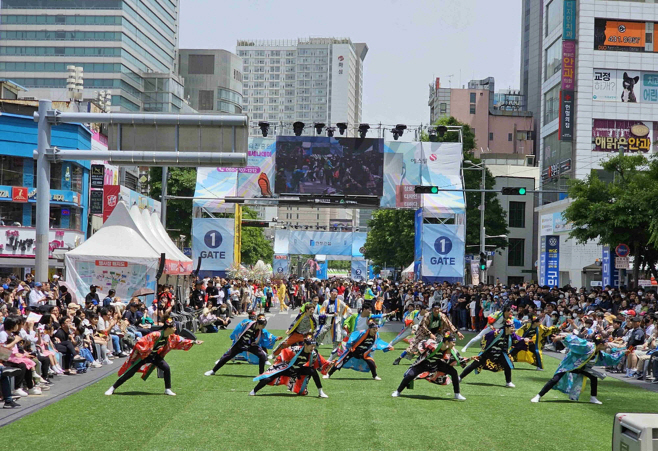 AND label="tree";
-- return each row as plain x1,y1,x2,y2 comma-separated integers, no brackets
363,209,415,270
564,154,658,286
240,207,274,266
422,116,508,250
149,167,196,246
